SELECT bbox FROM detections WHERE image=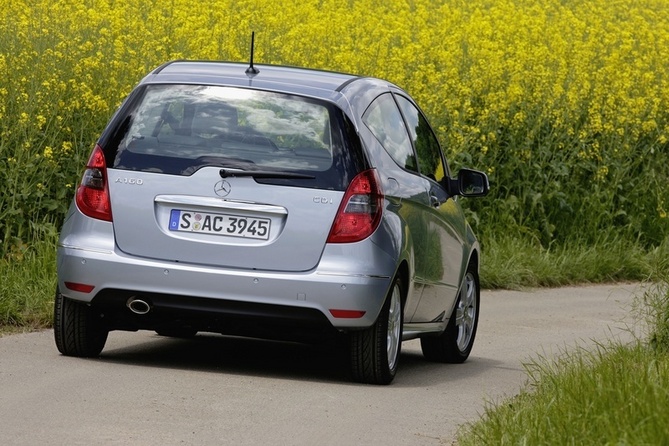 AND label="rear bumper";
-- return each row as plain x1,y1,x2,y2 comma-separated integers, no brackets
88,288,341,342
57,242,394,334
